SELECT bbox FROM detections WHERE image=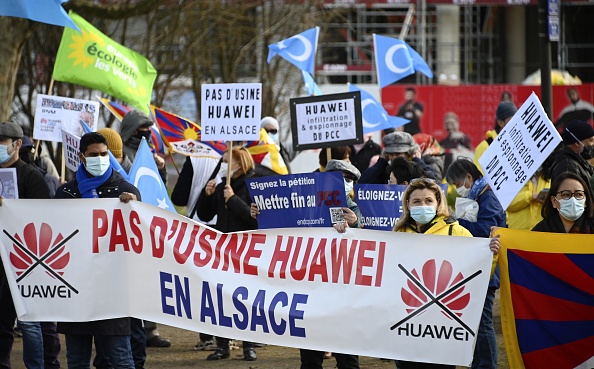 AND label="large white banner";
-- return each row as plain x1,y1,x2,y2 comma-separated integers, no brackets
200,83,262,142
0,200,493,366
33,94,99,142
479,92,561,210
